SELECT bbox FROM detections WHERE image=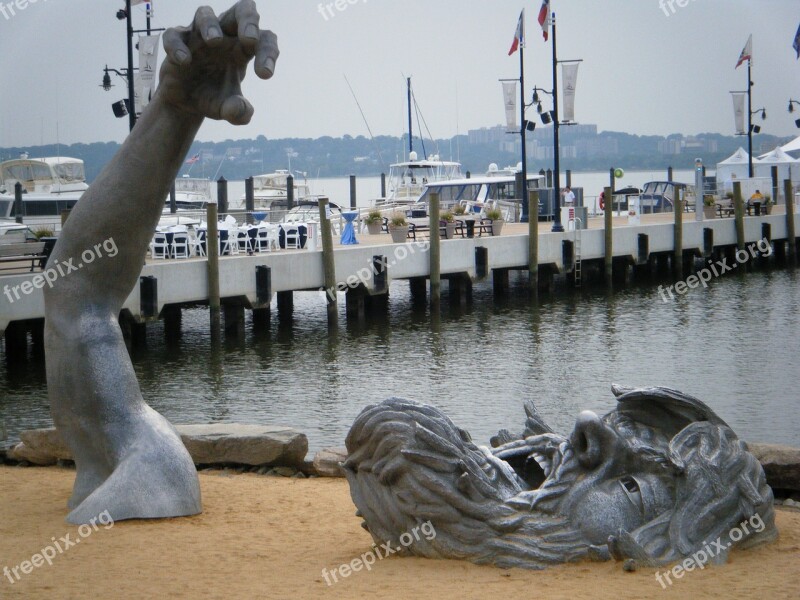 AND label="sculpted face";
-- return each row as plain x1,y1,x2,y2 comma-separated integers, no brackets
344,386,778,570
